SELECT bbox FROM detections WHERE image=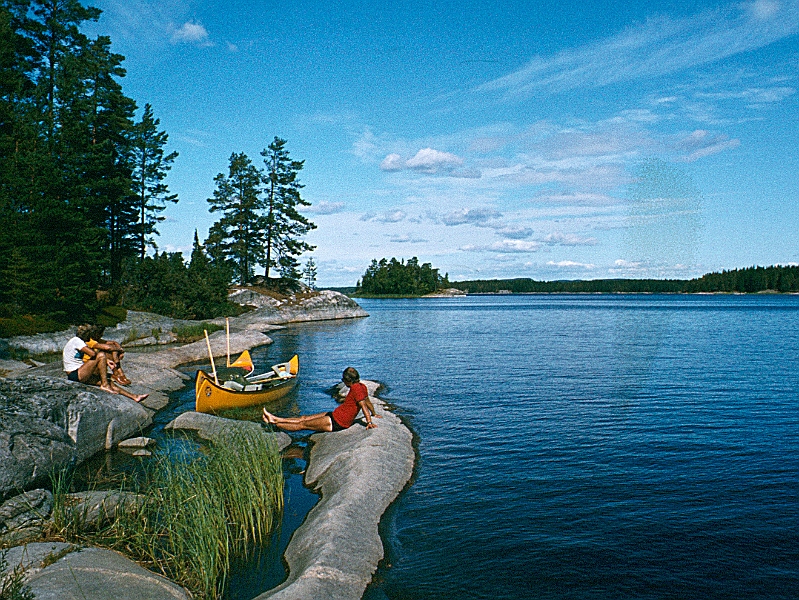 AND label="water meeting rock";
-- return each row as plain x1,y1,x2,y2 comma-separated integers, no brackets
256,381,414,600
